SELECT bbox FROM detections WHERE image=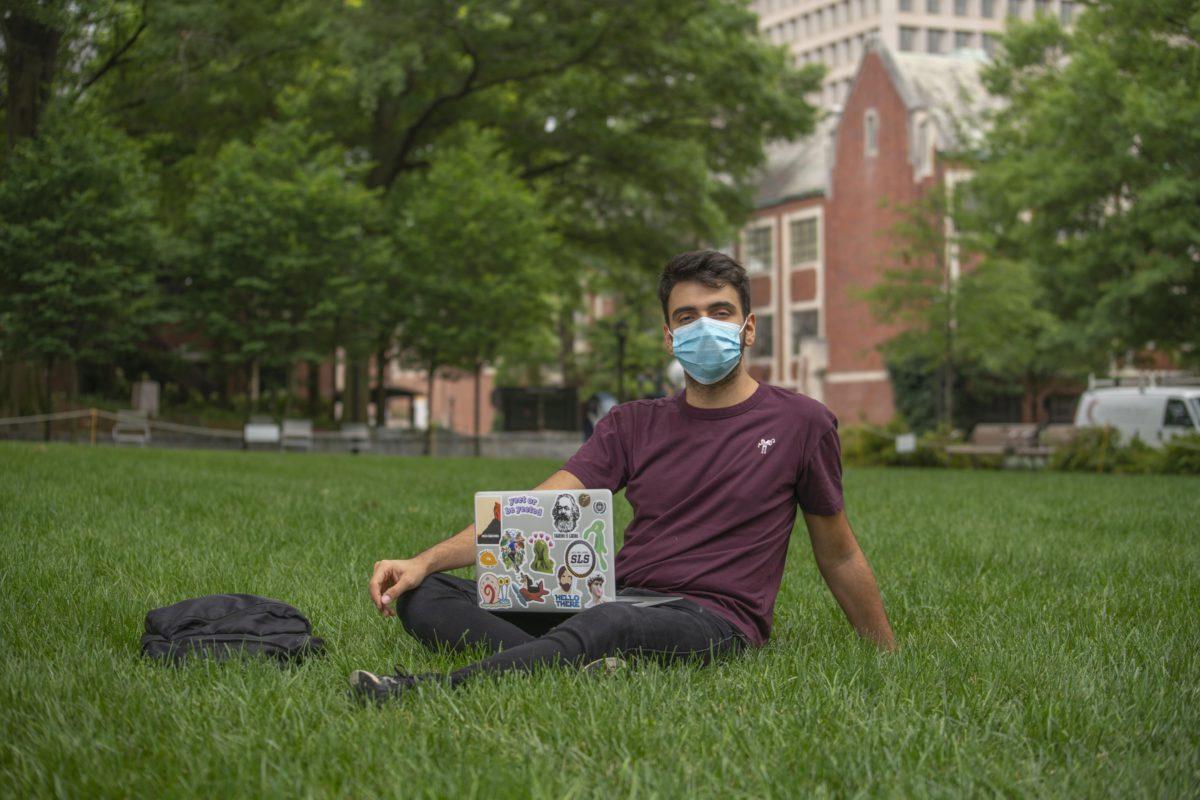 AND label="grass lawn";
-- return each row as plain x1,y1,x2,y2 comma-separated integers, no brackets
1,443,1197,798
